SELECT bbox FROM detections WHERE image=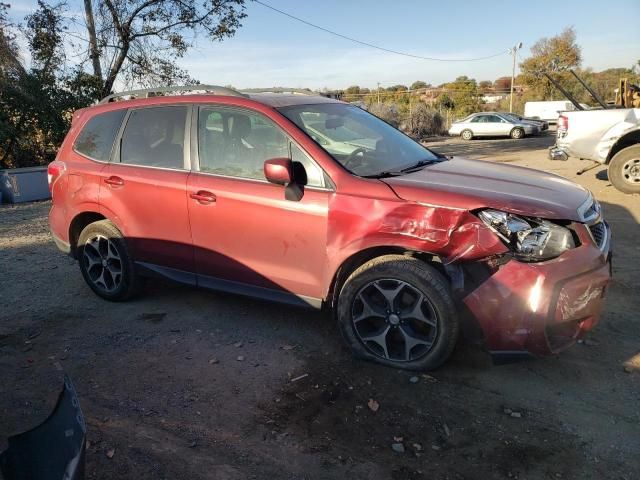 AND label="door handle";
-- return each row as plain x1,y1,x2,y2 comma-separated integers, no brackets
104,176,124,187
190,190,216,204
